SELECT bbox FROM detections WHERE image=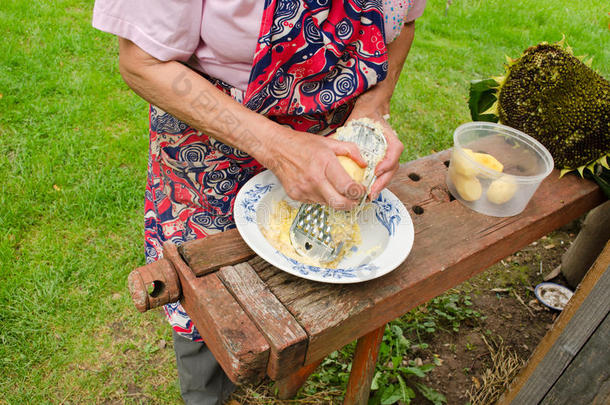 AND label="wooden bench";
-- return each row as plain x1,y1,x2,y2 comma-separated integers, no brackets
128,149,605,404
